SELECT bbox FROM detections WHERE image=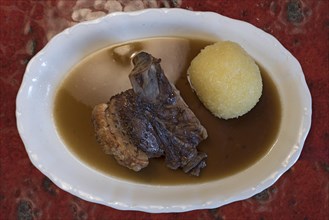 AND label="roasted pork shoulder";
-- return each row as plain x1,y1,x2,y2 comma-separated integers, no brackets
92,52,208,176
